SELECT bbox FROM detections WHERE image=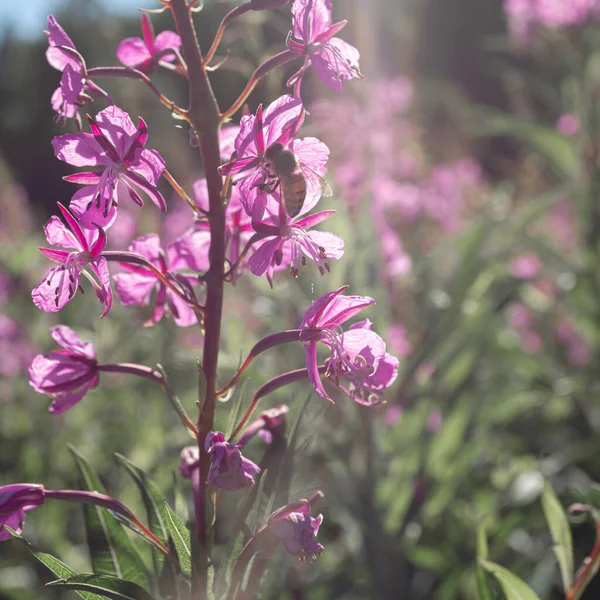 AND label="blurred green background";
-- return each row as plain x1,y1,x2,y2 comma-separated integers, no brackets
2,0,600,598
